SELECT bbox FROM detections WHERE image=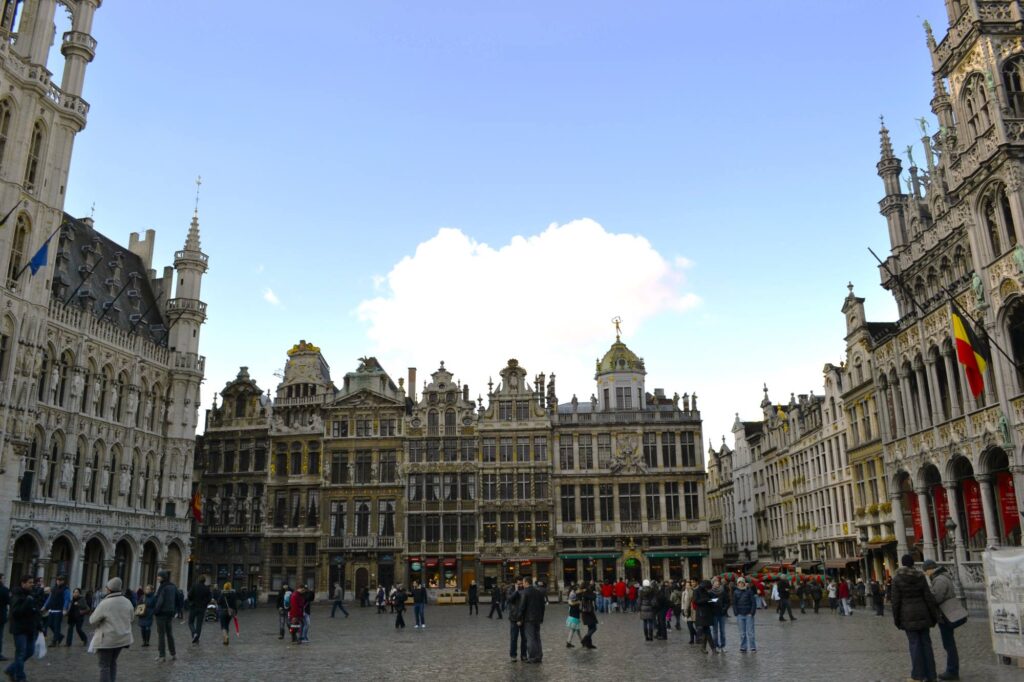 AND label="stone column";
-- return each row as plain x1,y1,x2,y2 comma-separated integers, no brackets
925,357,944,424
943,482,967,565
942,350,962,418
891,492,909,559
1014,466,1024,547
916,488,936,561
71,552,85,589
977,474,1001,548
101,559,113,586
899,371,917,433
877,384,893,441
915,364,932,429
891,382,906,438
